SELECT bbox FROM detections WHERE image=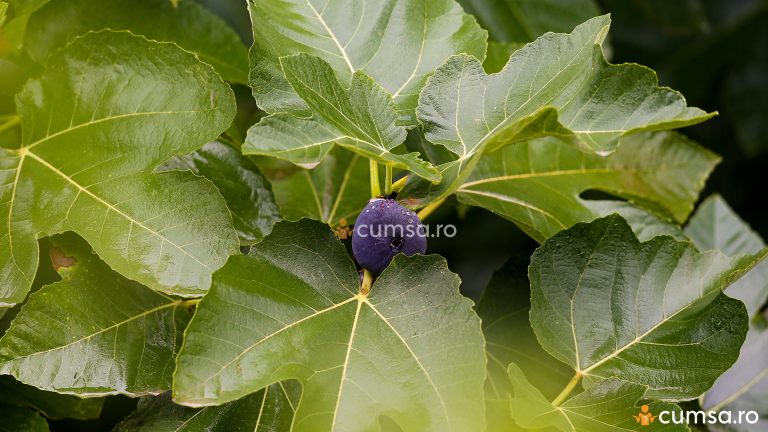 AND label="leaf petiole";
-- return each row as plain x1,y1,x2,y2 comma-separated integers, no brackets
552,372,582,406
0,115,21,135
416,198,446,221
385,164,393,194
369,159,381,198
